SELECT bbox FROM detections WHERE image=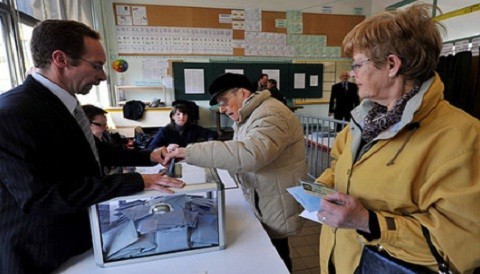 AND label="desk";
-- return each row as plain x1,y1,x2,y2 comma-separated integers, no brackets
54,187,289,274
288,105,304,112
